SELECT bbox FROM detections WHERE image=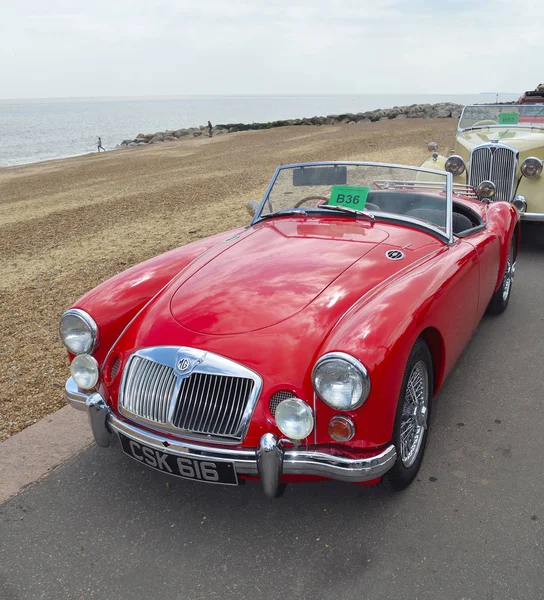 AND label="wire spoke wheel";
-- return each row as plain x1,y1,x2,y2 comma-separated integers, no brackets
382,339,433,492
399,360,429,468
502,247,514,302
487,239,516,316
